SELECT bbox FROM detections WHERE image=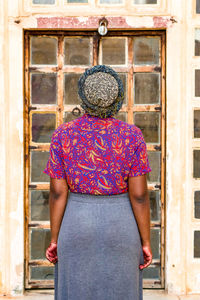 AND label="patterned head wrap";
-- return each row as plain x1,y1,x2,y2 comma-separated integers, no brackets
78,65,124,118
